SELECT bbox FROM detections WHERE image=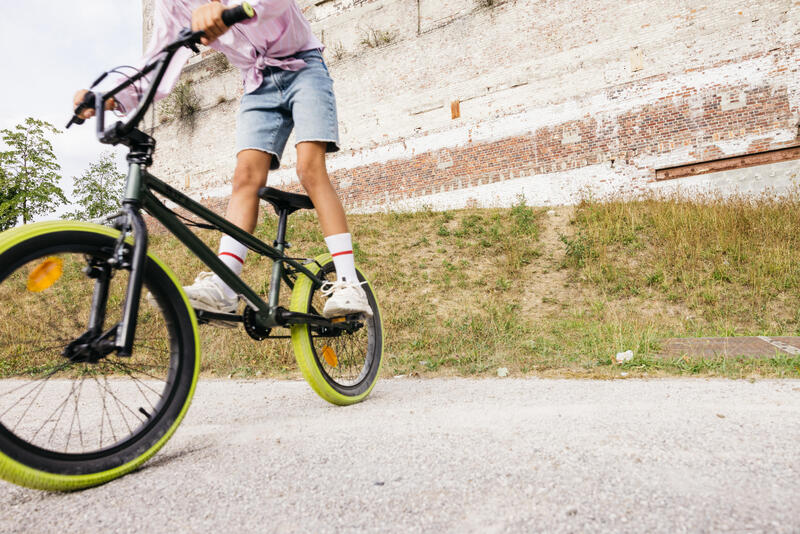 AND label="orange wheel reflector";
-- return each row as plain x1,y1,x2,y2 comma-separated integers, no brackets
322,345,339,368
331,317,346,324
27,257,64,292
